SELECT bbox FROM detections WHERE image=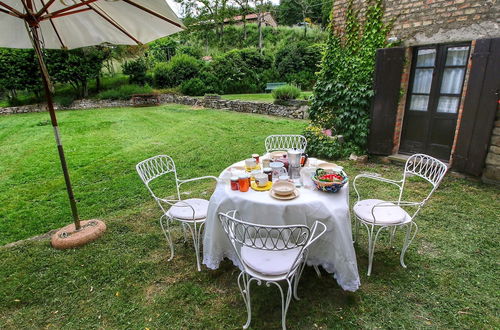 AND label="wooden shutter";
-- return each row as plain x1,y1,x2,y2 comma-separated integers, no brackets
368,47,406,155
453,38,500,175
